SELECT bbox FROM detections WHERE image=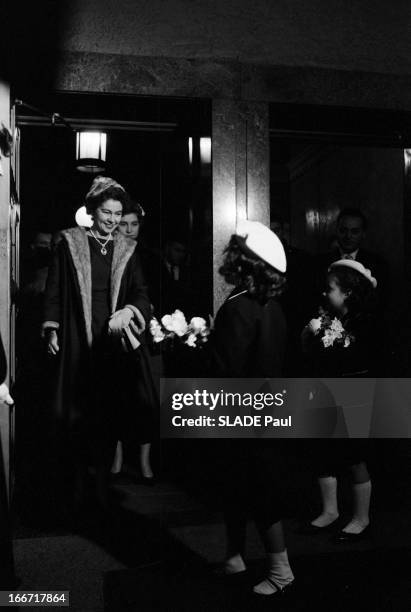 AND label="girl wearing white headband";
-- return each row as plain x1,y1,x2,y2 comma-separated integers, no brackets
302,257,379,542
